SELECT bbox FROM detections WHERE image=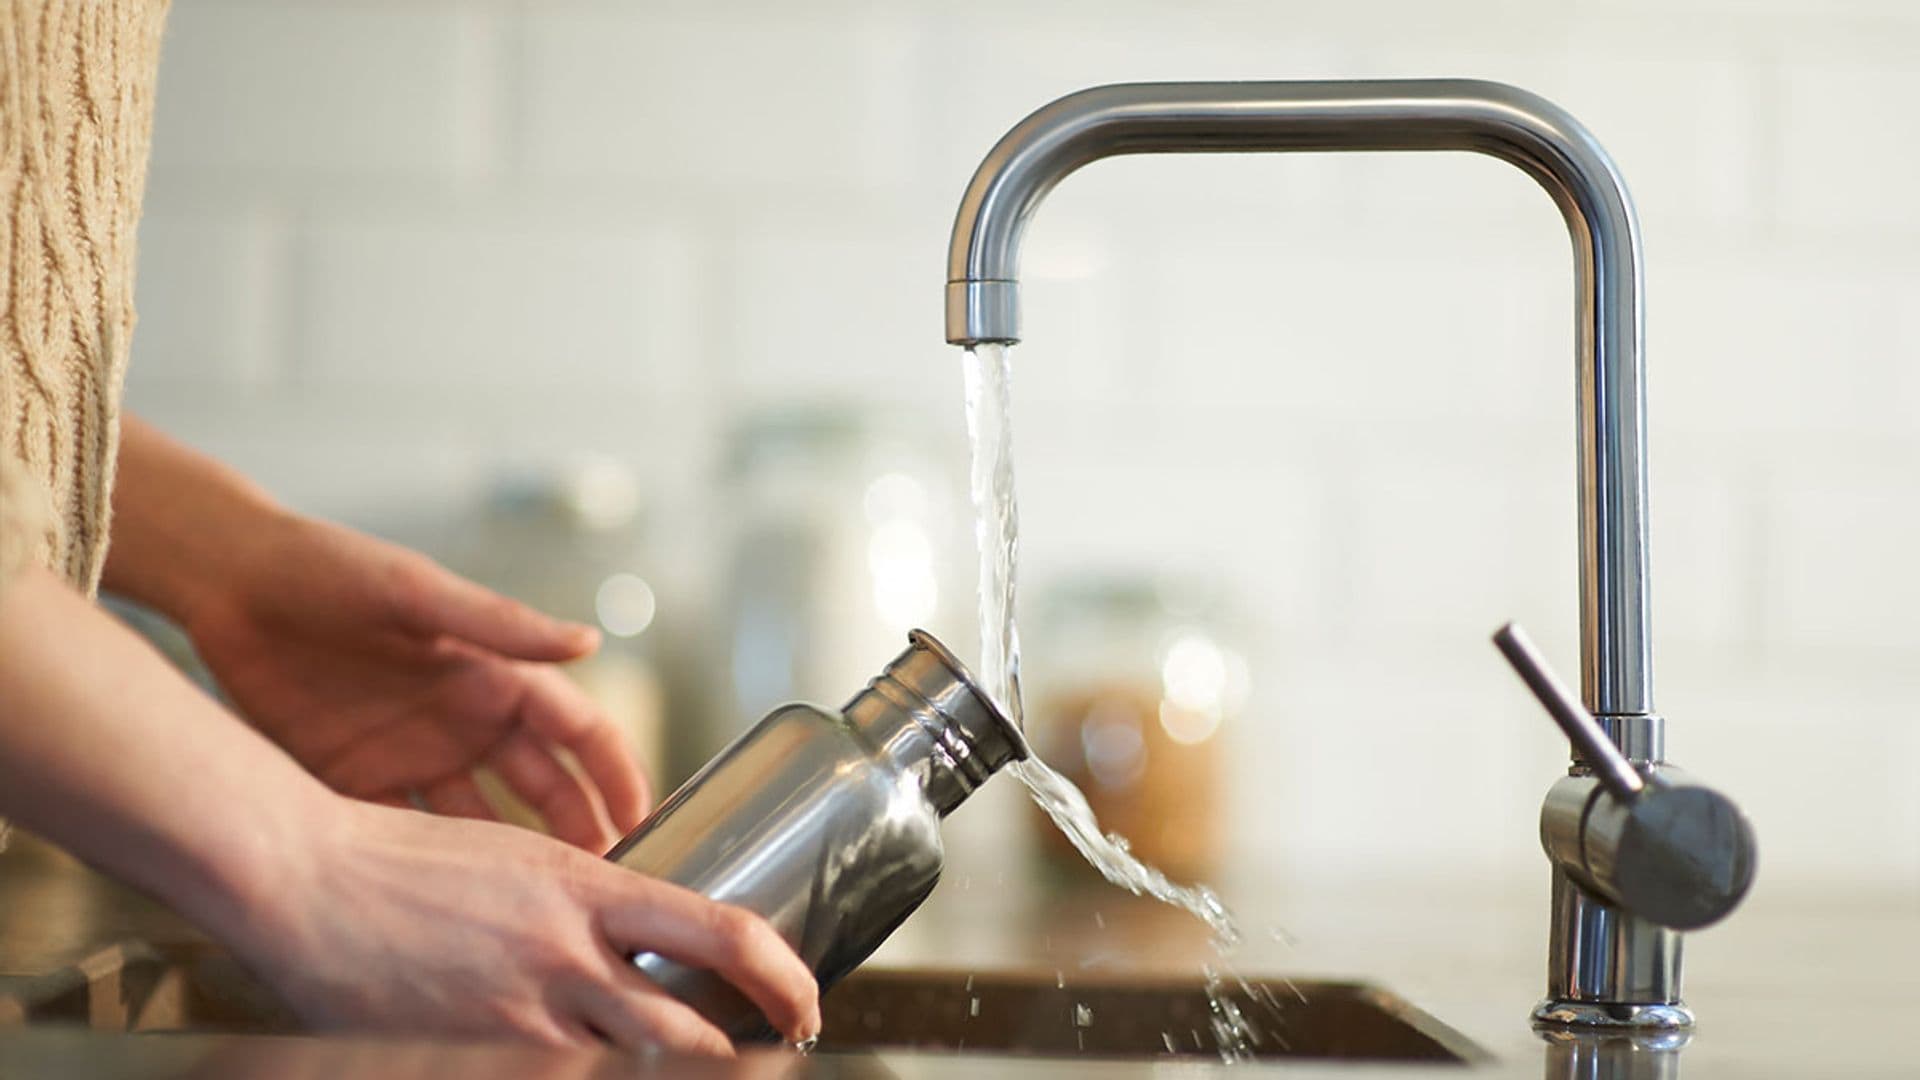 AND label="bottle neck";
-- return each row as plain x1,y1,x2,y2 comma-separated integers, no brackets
843,631,1027,816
